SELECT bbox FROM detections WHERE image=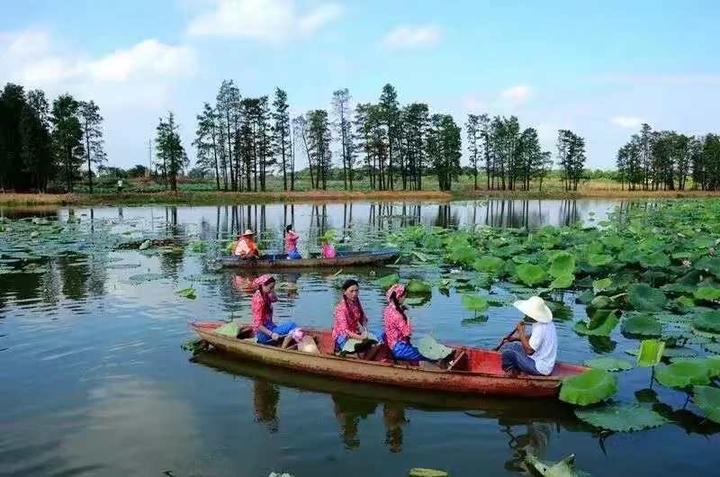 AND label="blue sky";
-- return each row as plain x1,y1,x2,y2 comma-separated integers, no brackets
2,0,720,170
